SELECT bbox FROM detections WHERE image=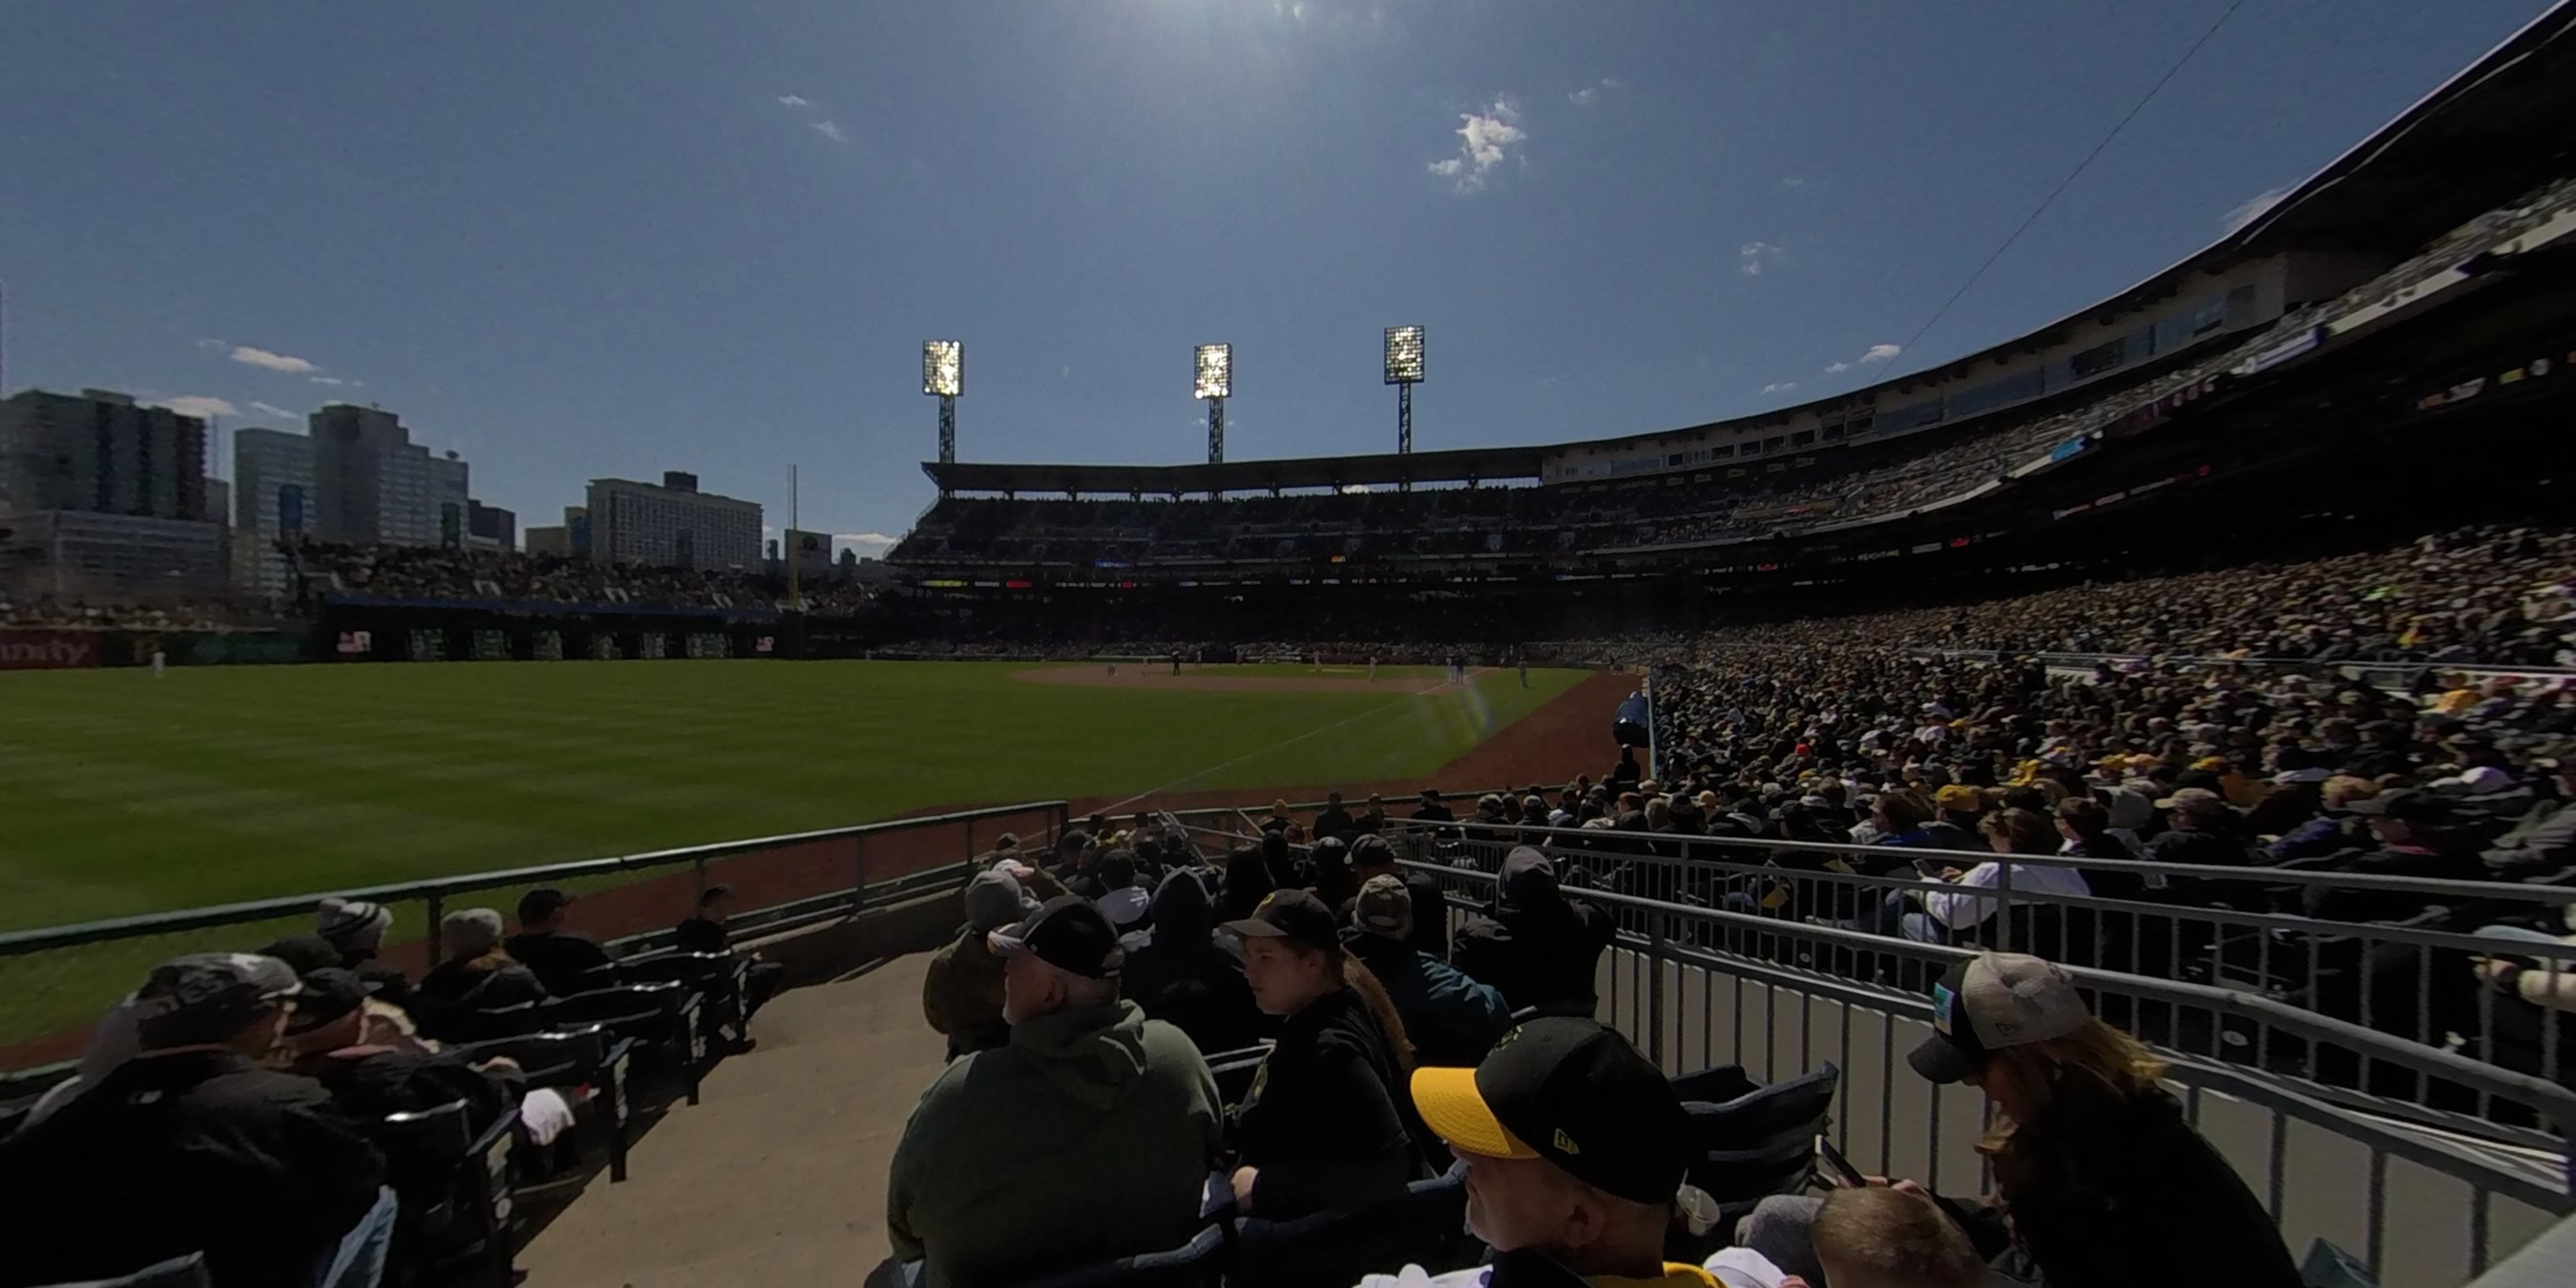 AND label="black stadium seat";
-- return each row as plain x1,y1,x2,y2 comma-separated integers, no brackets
1668,1061,1841,1238
450,1024,627,1181
1231,1162,1477,1288
1006,1223,1232,1288
536,981,705,1104
25,1252,212,1288
370,1099,516,1287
